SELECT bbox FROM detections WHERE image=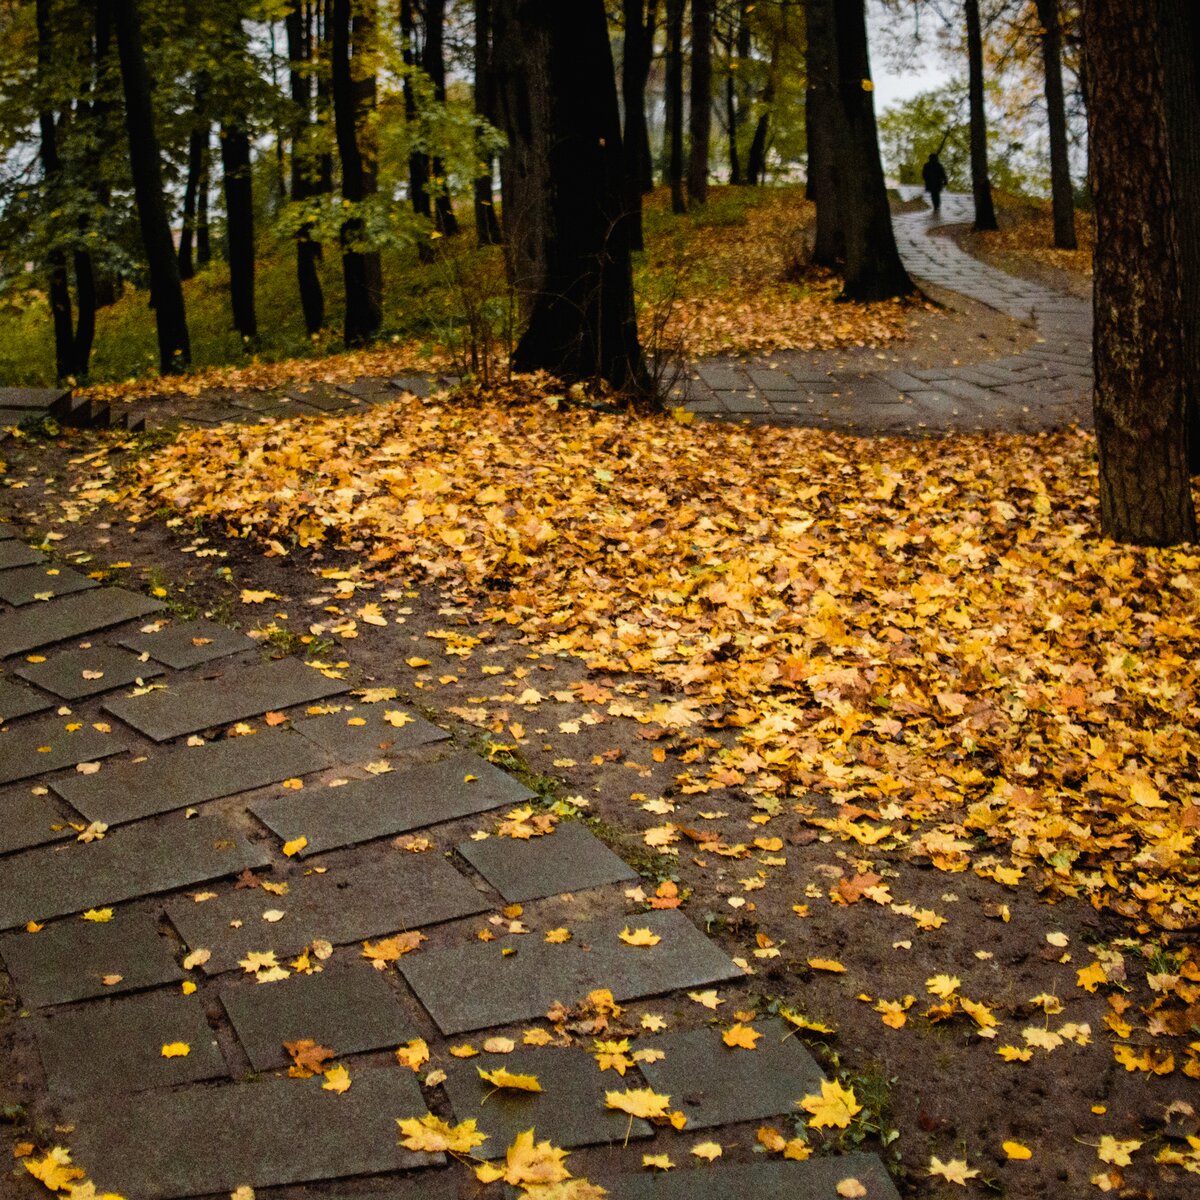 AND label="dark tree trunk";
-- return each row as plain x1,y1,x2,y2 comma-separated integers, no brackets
196,154,211,267
1083,0,1195,543
664,0,686,212
806,0,843,266
221,116,256,339
1035,0,1076,249
965,0,998,230
493,0,647,396
400,0,433,264
831,0,913,300
110,0,190,371
726,72,741,184
178,78,208,280
331,0,382,346
729,2,751,183
424,0,458,236
688,0,713,205
287,2,325,334
87,2,118,319
72,248,96,374
473,0,502,244
621,0,656,250
745,104,770,185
